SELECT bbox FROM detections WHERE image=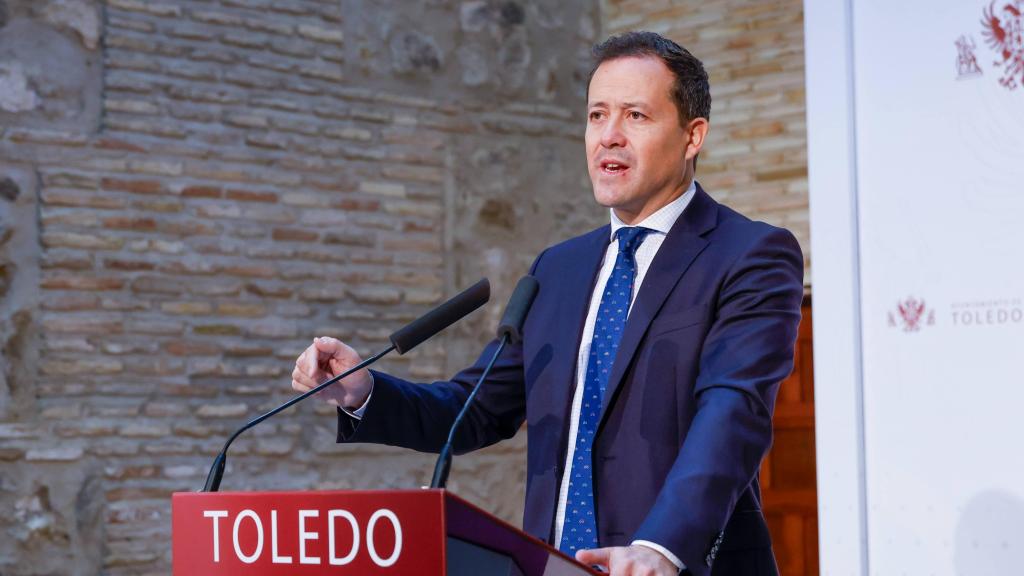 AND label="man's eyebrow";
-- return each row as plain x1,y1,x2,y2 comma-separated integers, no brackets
587,101,648,109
